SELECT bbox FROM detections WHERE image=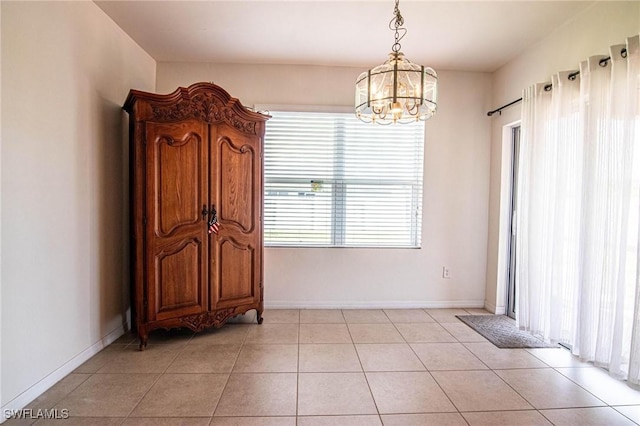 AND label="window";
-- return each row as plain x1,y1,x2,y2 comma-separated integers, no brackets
264,110,424,248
